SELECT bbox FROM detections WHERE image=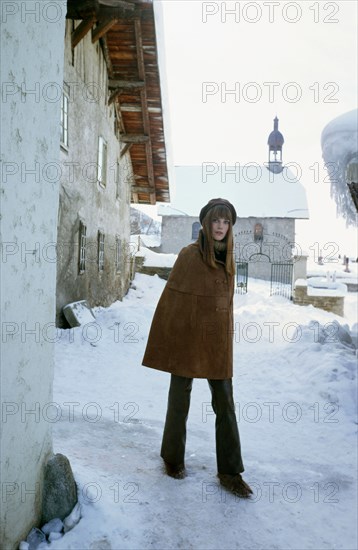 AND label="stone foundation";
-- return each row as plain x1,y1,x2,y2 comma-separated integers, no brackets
135,256,172,280
138,266,172,280
293,280,345,317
